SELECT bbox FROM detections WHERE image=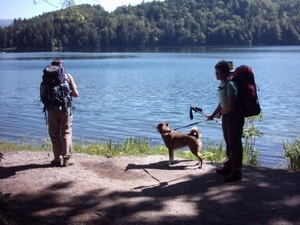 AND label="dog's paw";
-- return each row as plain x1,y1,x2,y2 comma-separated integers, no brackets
198,165,202,169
